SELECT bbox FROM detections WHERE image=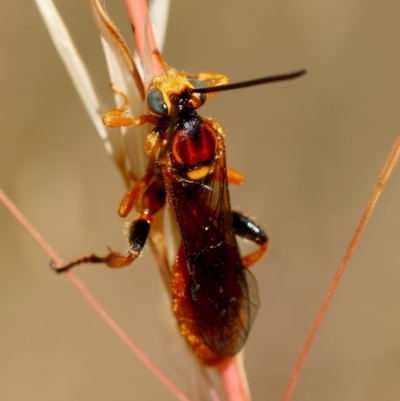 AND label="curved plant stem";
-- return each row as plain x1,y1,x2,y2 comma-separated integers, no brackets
281,133,400,401
0,188,194,401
